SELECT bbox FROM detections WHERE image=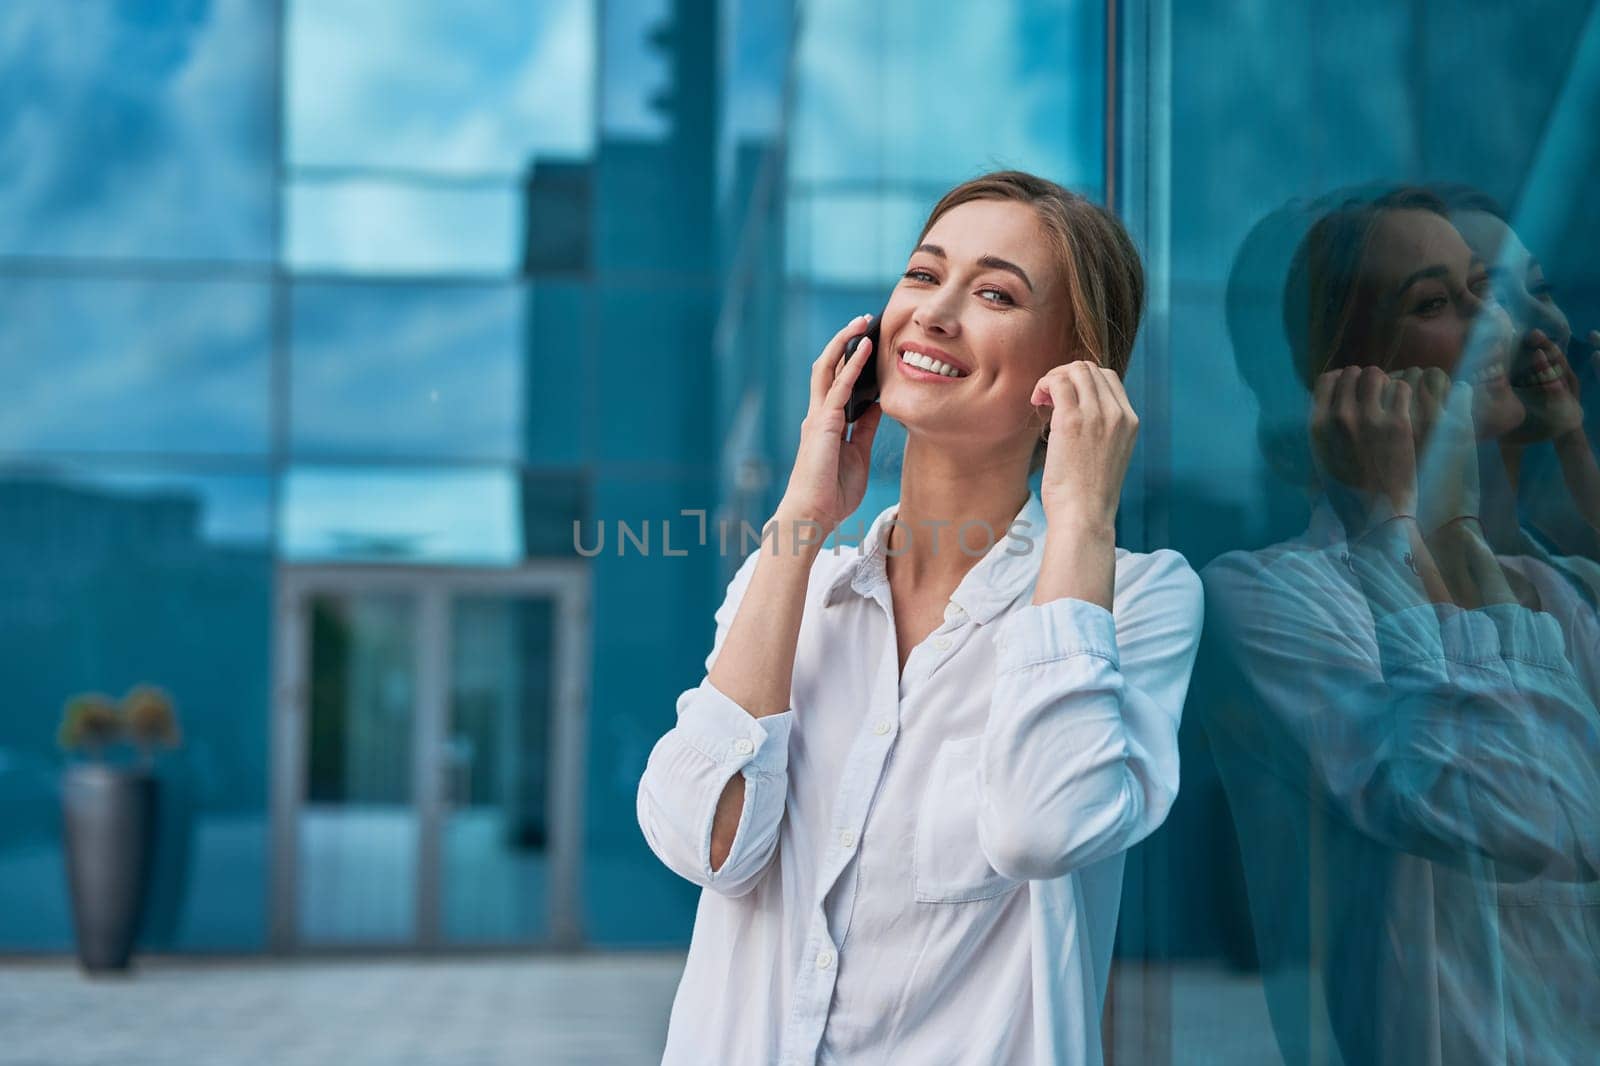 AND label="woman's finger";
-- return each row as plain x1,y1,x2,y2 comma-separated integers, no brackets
1065,359,1105,416
1332,365,1363,421
1031,363,1081,411
810,314,874,411
1098,365,1138,422
826,337,872,408
1082,361,1122,422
